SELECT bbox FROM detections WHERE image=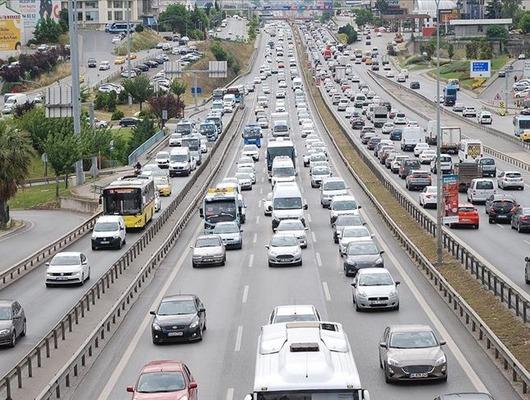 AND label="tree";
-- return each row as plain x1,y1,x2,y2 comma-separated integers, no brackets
447,43,455,61
159,4,190,34
355,9,373,28
486,25,508,41
485,0,502,19
465,42,478,59
33,17,63,43
170,79,187,117
128,118,156,156
520,12,530,33
502,0,522,24
338,24,358,44
0,123,32,227
375,0,389,15
320,11,333,23
148,95,181,125
43,131,80,196
59,8,69,32
478,39,493,59
122,76,154,111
